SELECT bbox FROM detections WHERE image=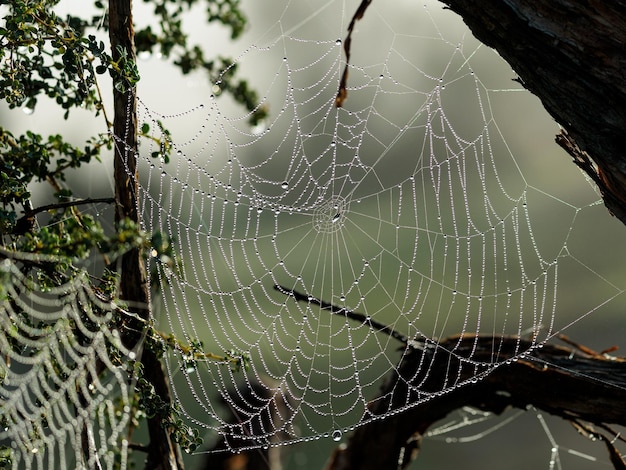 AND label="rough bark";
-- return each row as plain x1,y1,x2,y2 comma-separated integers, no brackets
326,335,626,470
109,1,184,468
438,0,626,225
